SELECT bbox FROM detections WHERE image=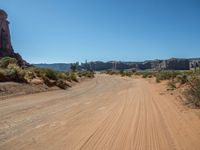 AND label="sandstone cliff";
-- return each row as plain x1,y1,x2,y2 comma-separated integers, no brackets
0,9,29,67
